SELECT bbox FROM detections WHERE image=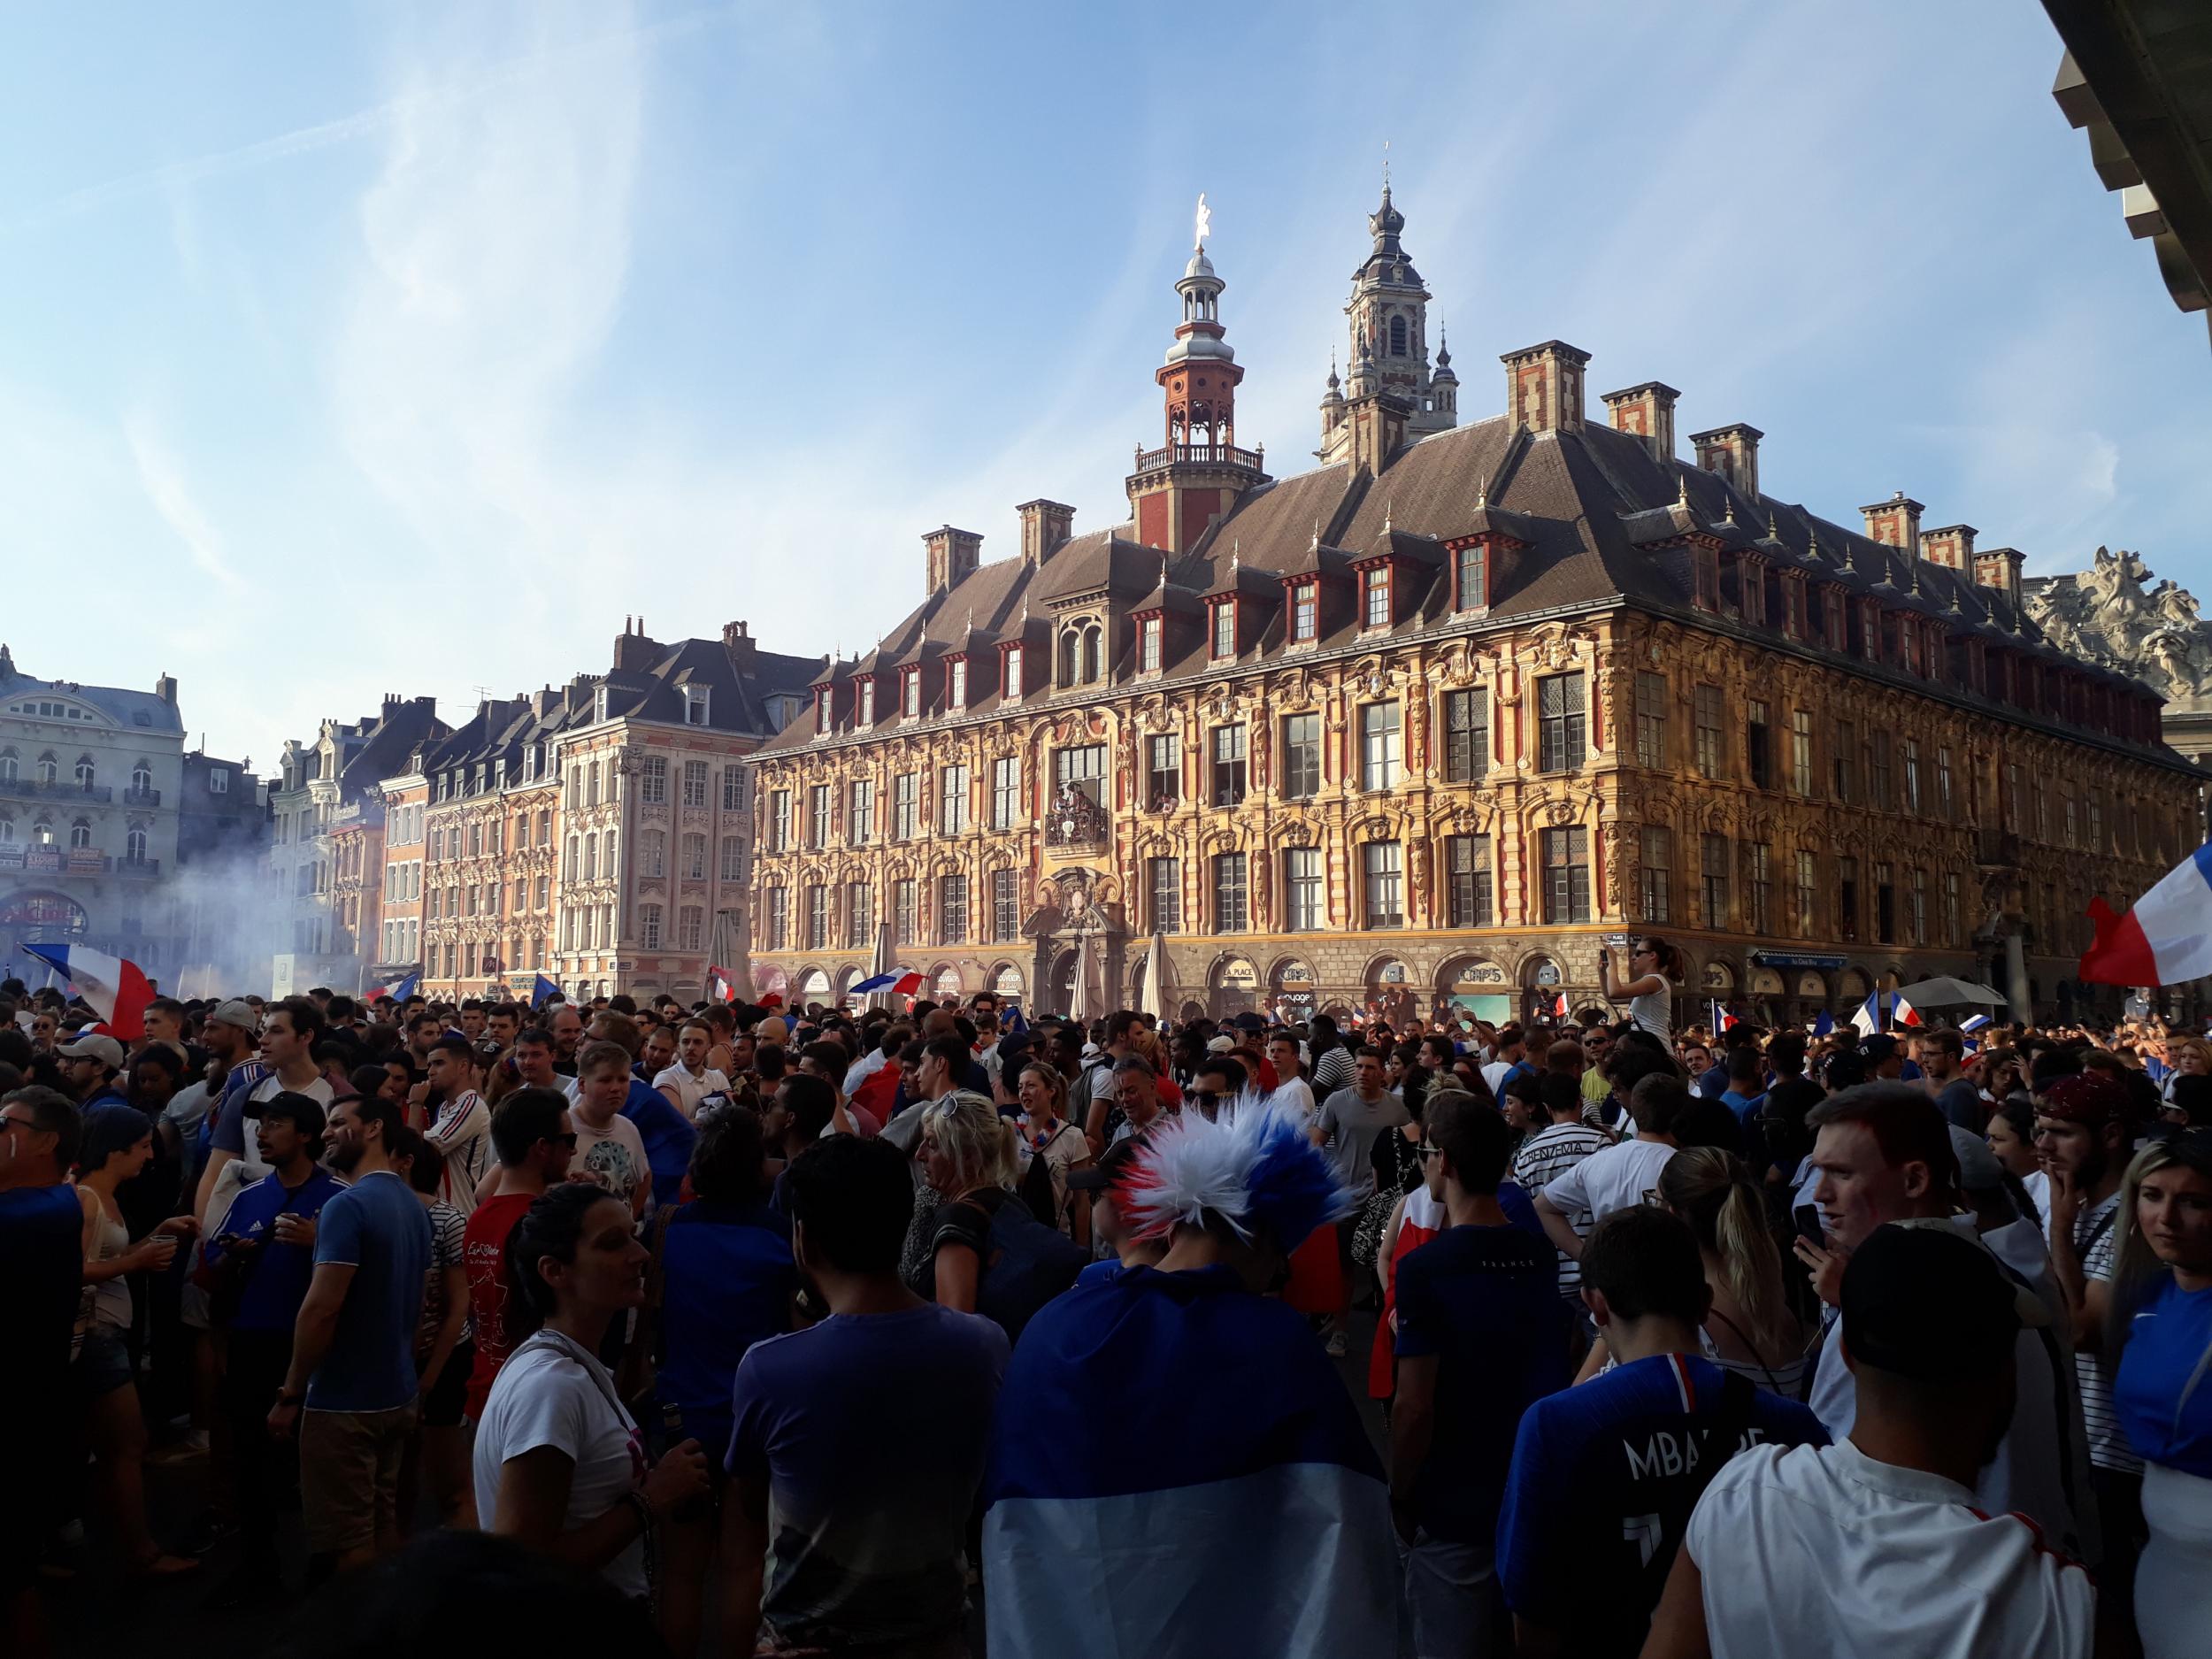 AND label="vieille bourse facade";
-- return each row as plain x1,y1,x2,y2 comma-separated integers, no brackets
746,191,2202,1029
